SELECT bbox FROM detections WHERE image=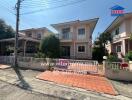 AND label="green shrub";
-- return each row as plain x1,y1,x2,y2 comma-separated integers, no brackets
92,46,108,63
34,52,45,58
125,51,132,61
40,35,60,58
107,53,120,62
